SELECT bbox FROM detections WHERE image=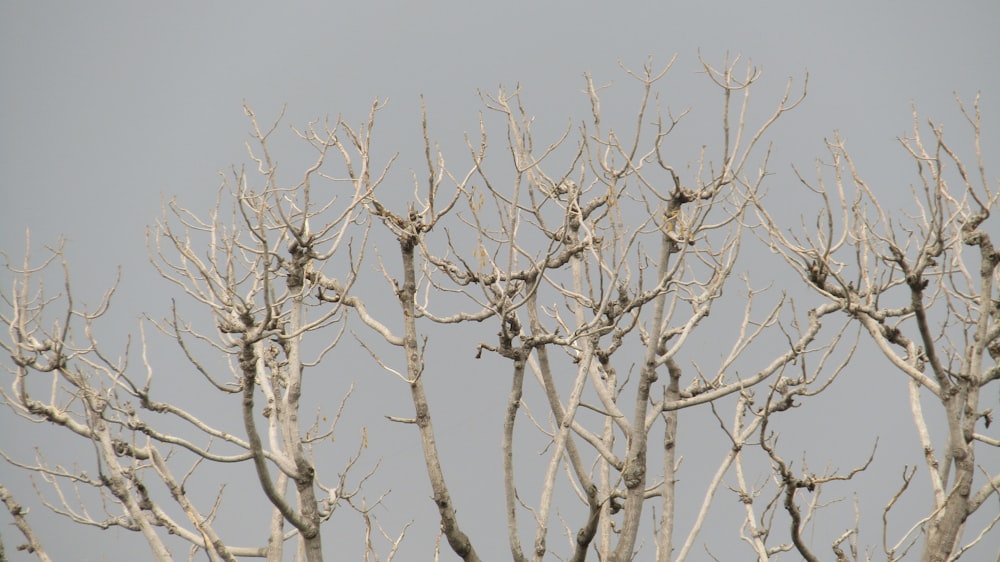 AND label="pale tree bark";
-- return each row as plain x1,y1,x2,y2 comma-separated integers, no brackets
409,55,877,562
367,110,483,562
0,104,398,560
6,55,995,562
757,94,1000,562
